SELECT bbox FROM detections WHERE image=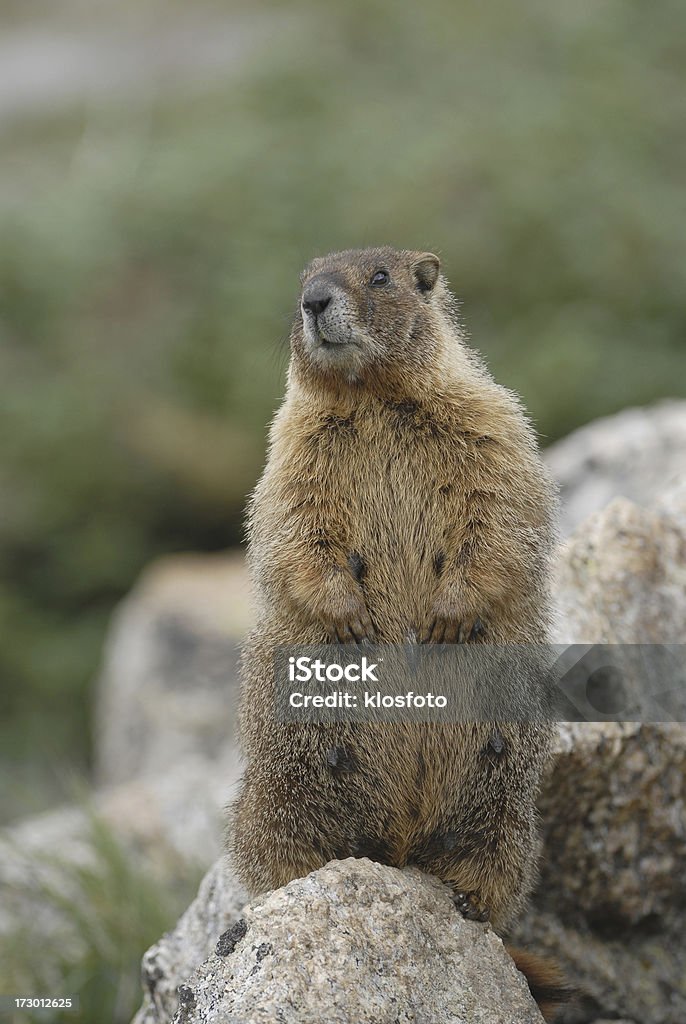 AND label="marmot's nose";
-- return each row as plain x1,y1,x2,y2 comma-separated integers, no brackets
302,285,332,318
